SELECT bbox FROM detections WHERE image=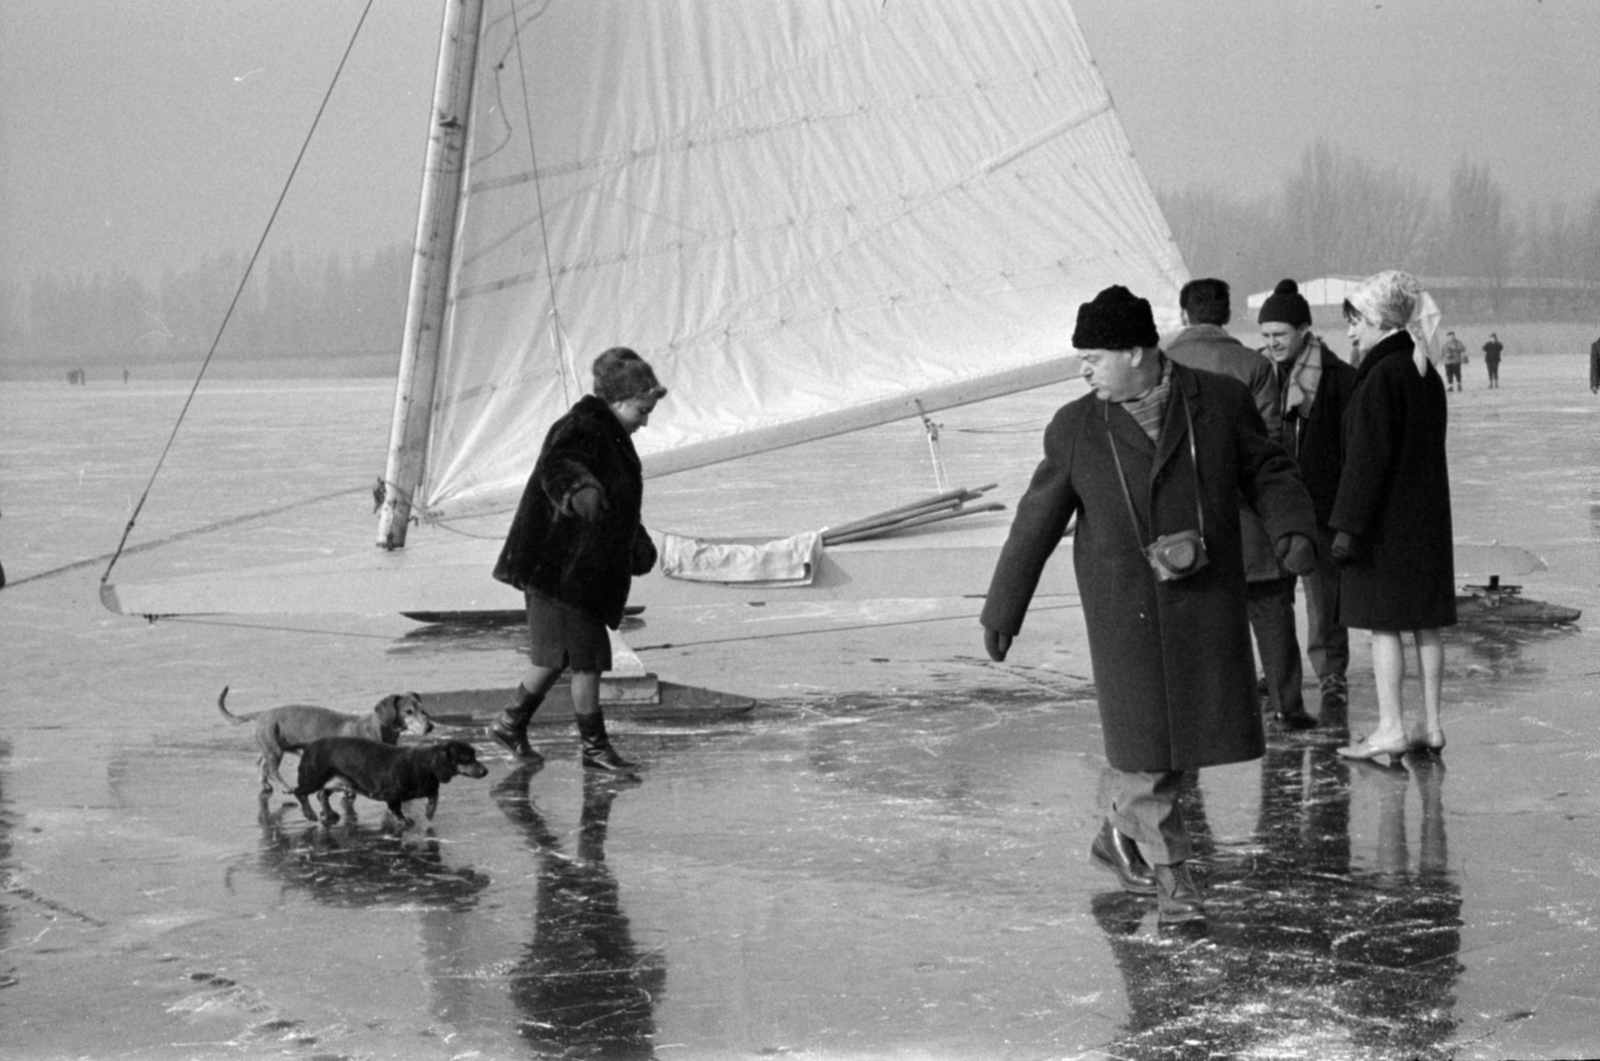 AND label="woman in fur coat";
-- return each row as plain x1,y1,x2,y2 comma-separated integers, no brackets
489,348,666,773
